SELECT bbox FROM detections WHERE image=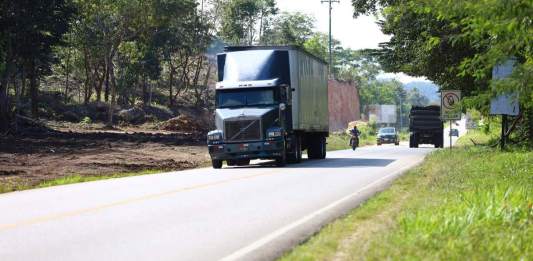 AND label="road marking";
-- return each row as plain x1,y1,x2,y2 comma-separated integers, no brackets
0,169,280,232
220,159,423,261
